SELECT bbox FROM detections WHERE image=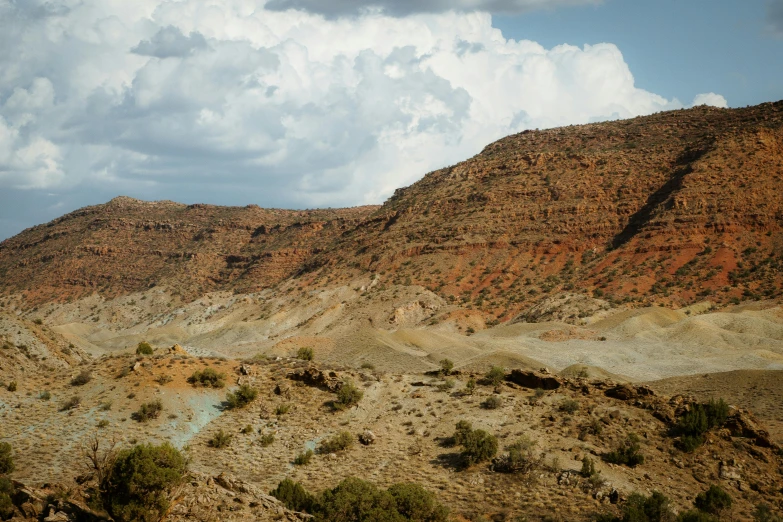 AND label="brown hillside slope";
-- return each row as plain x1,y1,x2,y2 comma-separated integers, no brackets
301,101,783,321
1,102,782,320
0,198,377,304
